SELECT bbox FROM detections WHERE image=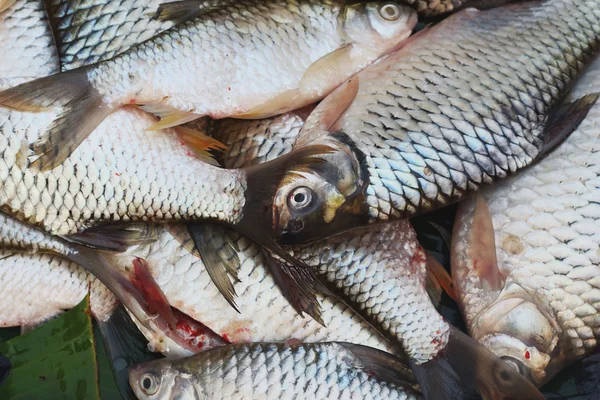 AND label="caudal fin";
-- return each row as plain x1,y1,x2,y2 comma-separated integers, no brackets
0,69,111,170
411,326,545,400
